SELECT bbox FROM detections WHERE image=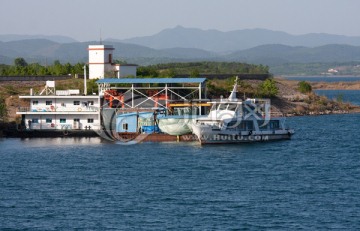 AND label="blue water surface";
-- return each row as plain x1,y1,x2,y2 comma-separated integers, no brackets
315,90,360,106
282,76,360,82
1,113,360,230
